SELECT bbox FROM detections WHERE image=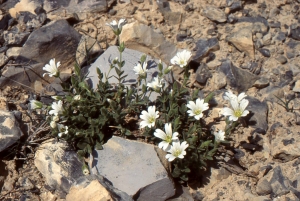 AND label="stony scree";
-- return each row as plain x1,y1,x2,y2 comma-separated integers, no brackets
0,0,300,200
